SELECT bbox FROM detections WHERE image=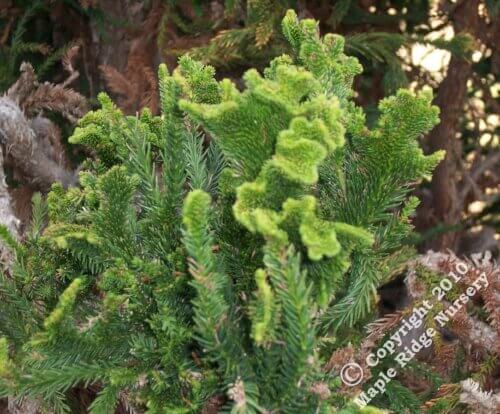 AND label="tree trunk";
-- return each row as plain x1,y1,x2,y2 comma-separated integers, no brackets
423,0,481,251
